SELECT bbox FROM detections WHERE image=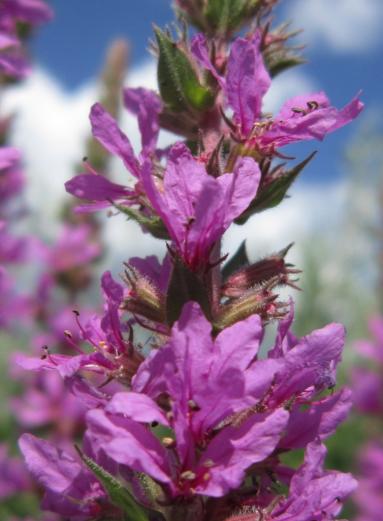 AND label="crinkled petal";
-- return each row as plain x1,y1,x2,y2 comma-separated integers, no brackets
226,33,271,136
198,409,289,497
65,173,132,202
90,103,140,176
123,87,161,152
19,434,81,494
86,409,172,485
191,33,225,88
106,392,170,427
263,92,364,147
280,388,352,449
